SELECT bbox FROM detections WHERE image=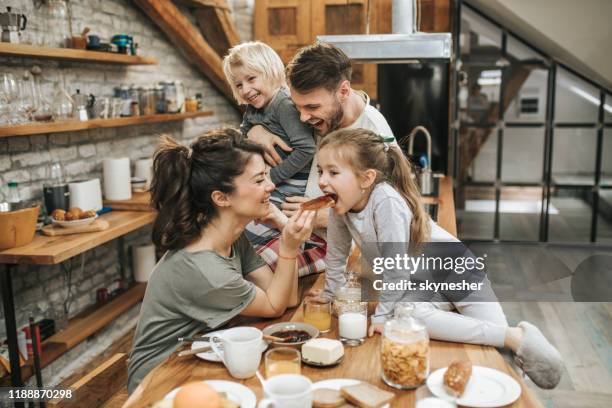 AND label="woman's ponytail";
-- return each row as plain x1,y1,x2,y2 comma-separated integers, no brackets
150,135,201,252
